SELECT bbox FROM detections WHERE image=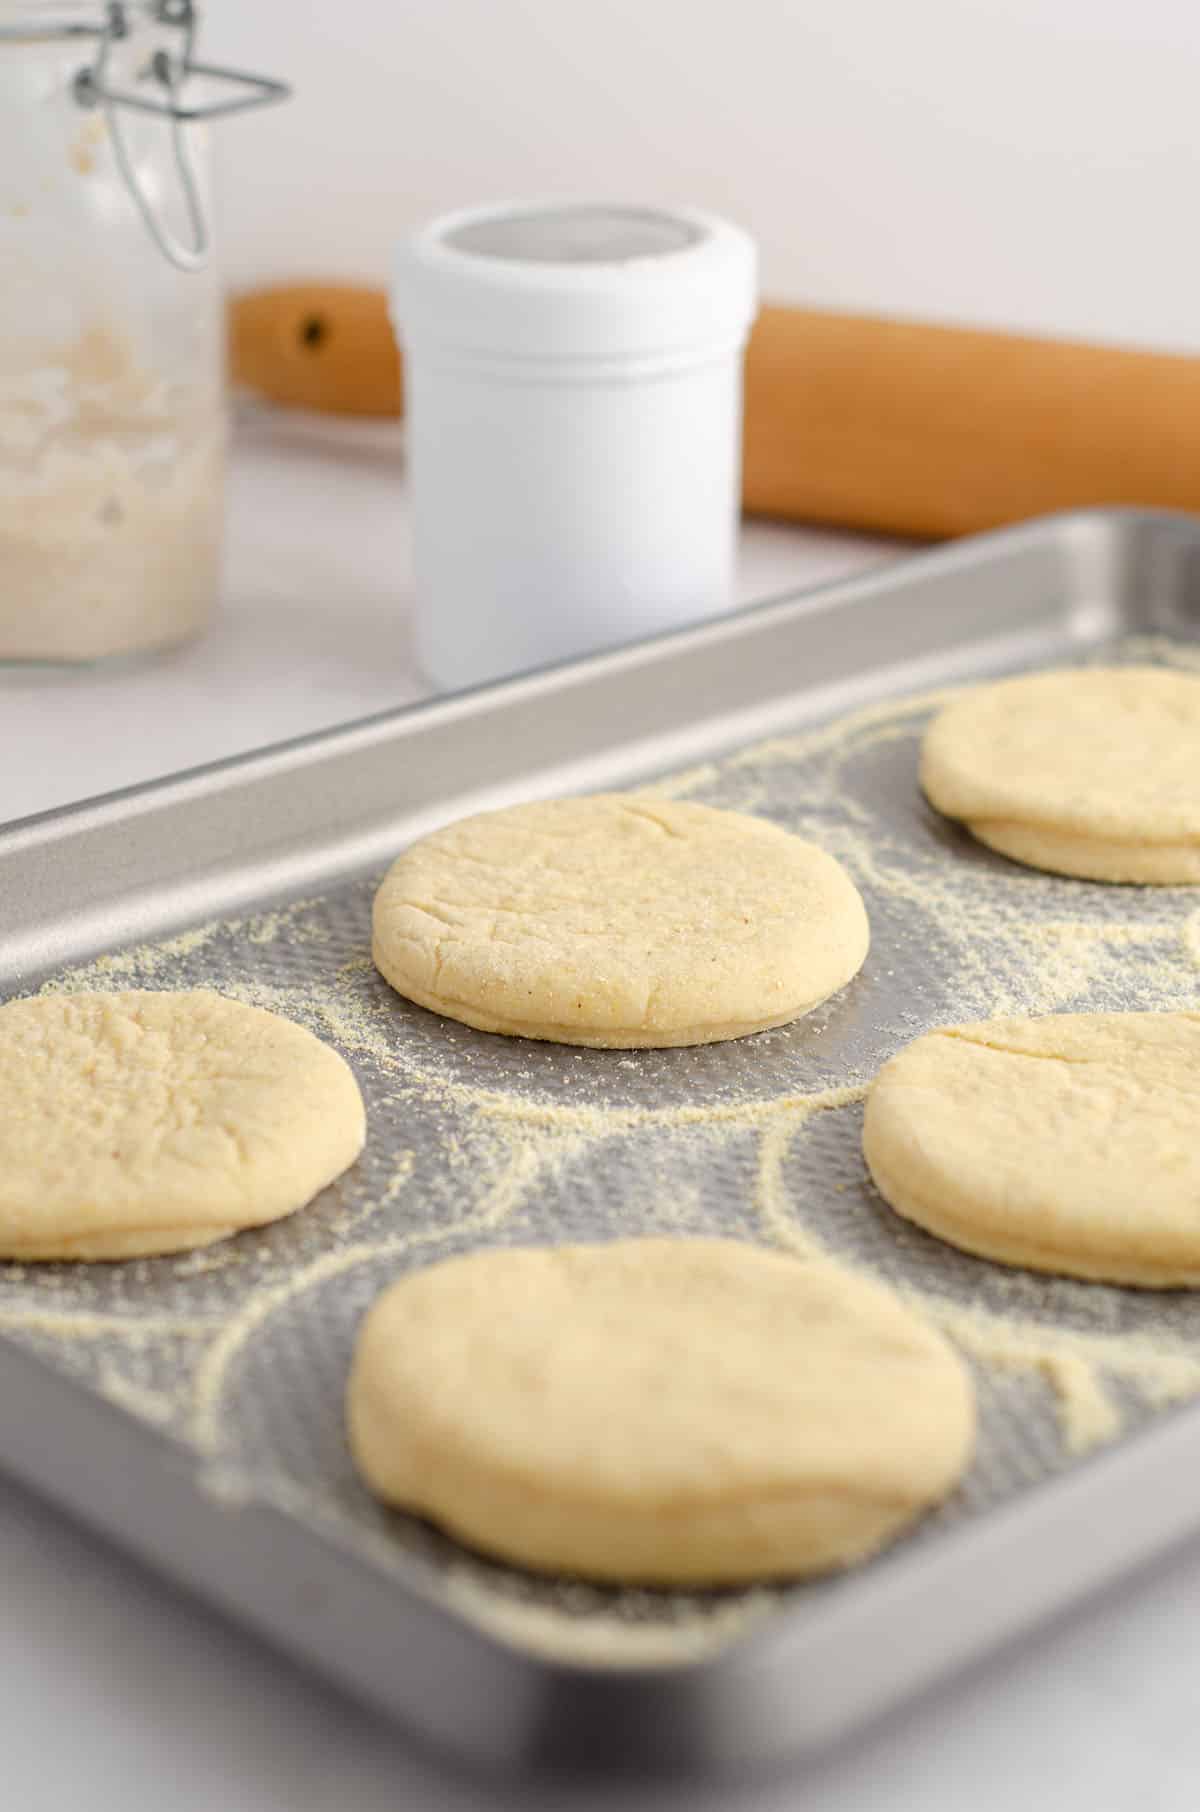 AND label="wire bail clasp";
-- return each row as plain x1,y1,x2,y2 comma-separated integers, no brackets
73,0,290,271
